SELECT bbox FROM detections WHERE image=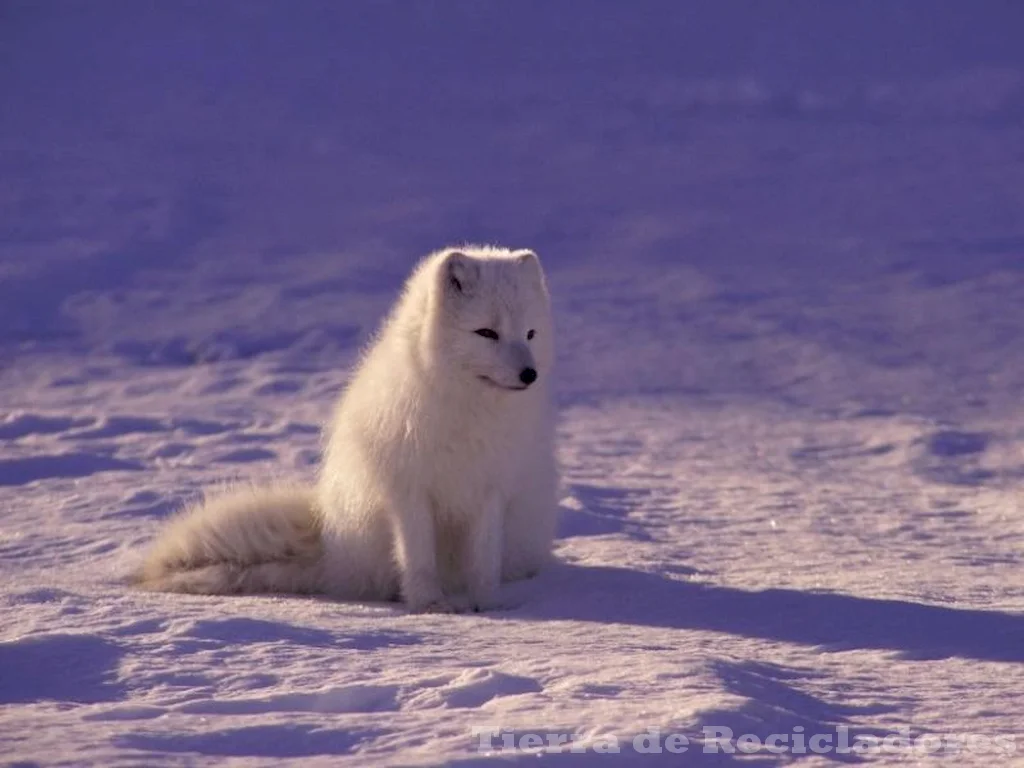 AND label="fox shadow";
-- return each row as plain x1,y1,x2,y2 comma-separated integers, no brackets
511,563,1024,664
